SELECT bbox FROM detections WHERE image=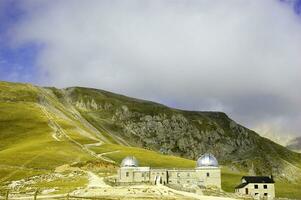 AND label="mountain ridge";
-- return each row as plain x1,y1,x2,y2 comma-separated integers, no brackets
0,81,301,198
49,85,301,177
